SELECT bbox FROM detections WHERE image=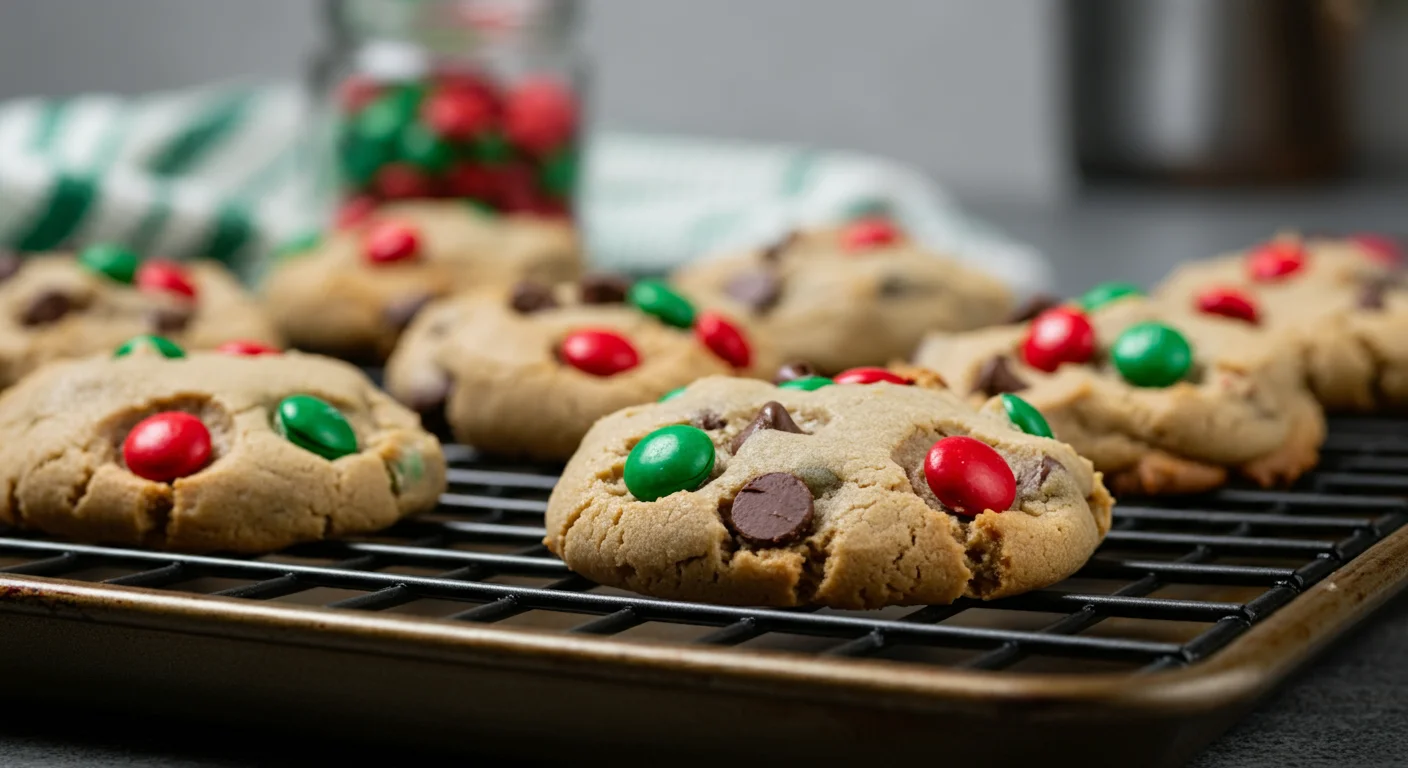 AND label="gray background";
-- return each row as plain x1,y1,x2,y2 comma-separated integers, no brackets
0,0,1402,205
